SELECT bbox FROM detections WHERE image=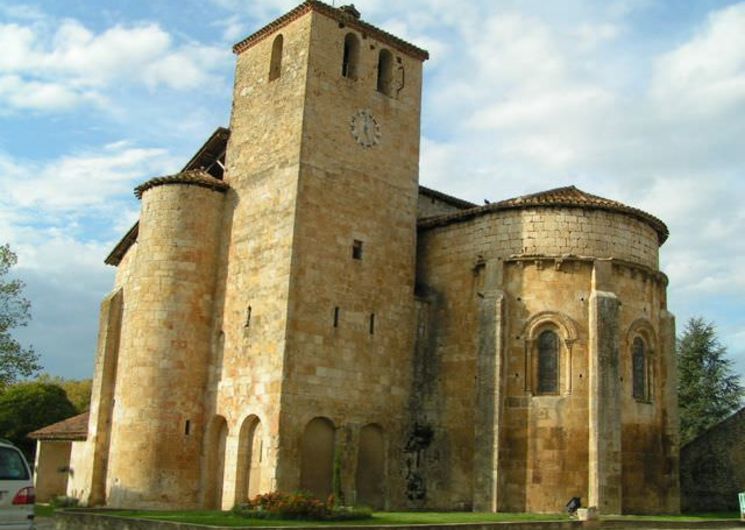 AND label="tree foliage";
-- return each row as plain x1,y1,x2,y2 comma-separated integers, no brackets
677,317,744,445
0,381,77,458
36,374,92,413
0,244,41,388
